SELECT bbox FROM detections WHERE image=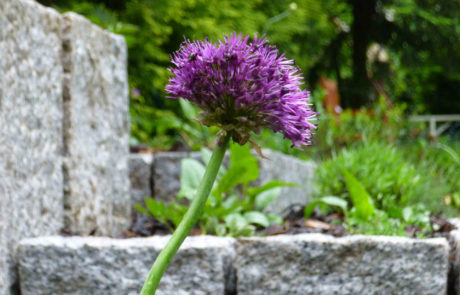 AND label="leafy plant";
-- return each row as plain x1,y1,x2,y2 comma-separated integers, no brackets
135,199,185,232
304,196,347,219
137,143,293,237
341,169,374,220
316,142,429,212
400,139,460,211
313,146,442,236
347,210,408,236
130,94,219,150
